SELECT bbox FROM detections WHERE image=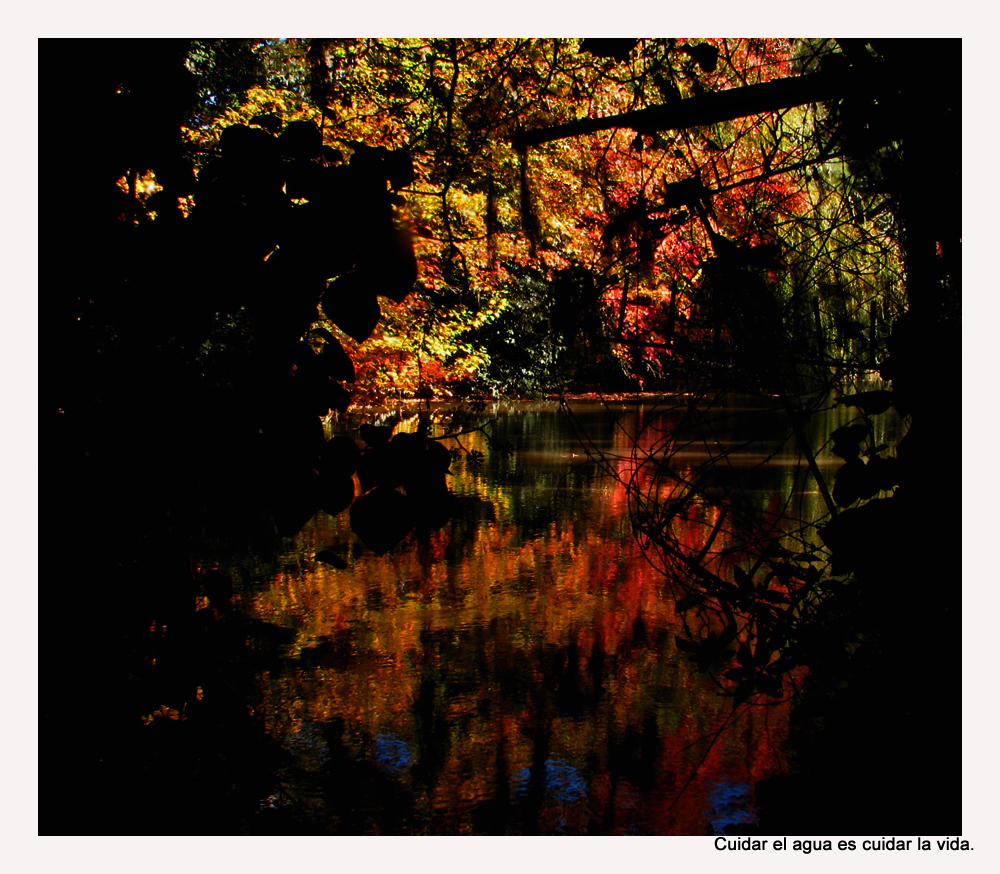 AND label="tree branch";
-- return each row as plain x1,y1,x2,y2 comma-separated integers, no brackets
512,69,852,149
